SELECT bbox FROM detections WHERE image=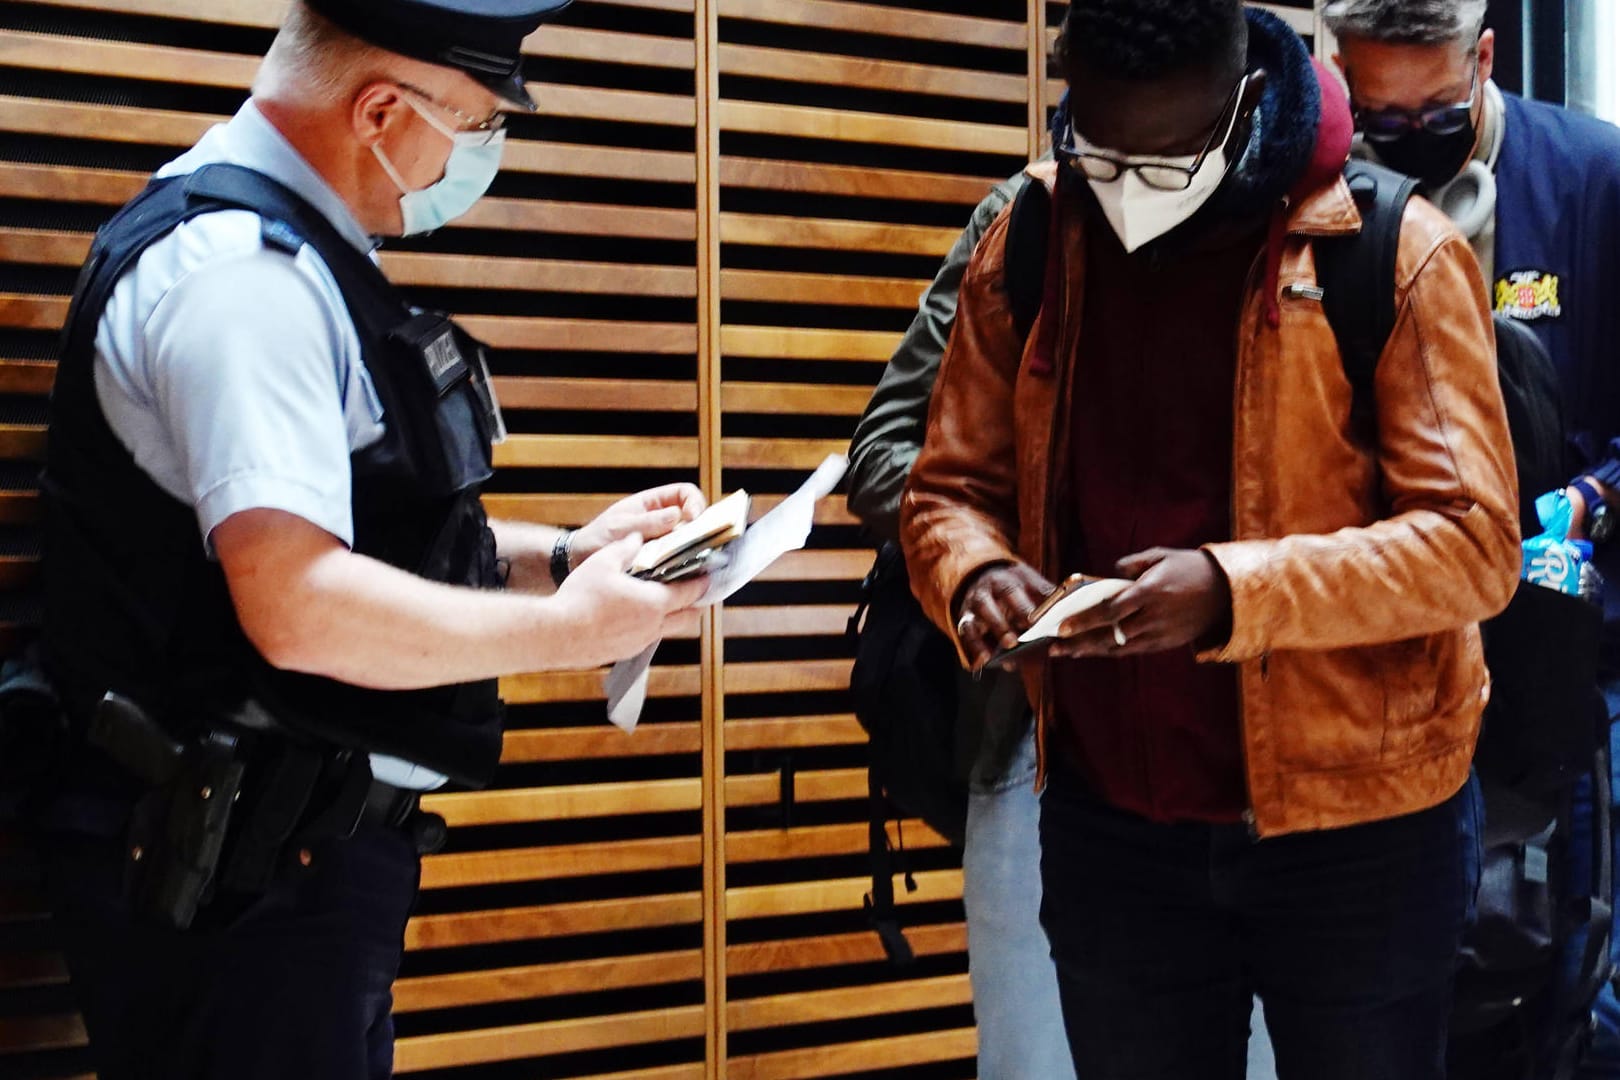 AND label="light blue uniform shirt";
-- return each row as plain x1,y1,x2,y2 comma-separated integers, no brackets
94,101,446,791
